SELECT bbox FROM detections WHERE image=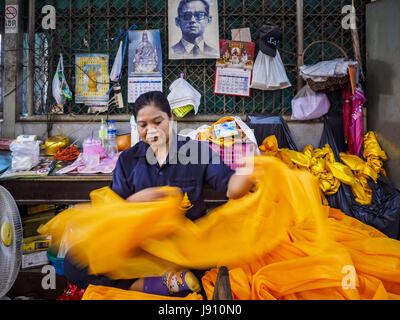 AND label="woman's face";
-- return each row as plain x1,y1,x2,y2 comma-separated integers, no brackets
136,105,171,147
